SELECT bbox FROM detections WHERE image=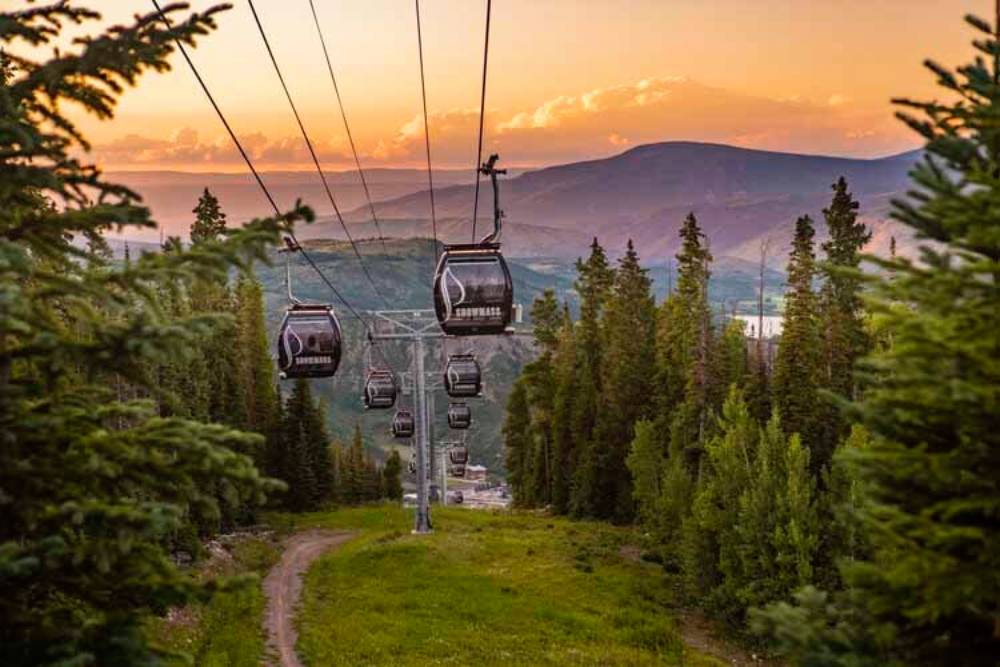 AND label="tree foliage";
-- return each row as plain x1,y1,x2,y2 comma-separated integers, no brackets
0,3,312,663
